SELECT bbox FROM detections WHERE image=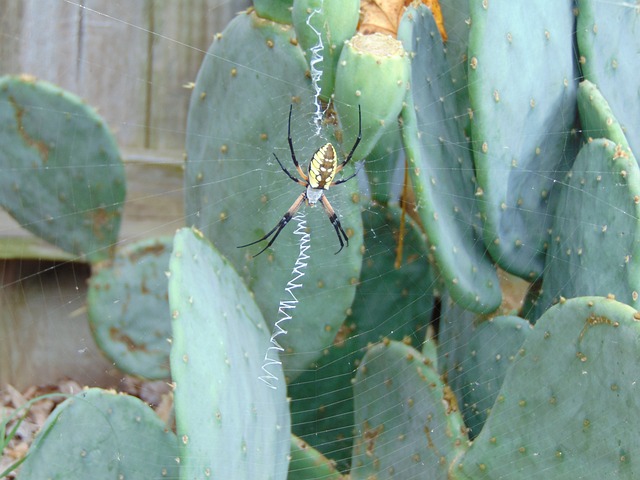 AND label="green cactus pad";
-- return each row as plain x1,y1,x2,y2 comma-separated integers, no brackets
577,80,633,155
185,10,363,379
455,296,640,478
288,434,344,480
351,340,468,480
576,0,640,160
18,388,178,480
362,124,403,204
439,0,471,135
254,0,293,24
398,5,501,314
536,138,640,314
288,203,433,471
169,227,290,479
87,236,173,379
421,336,439,371
438,295,532,437
468,1,578,279
334,32,410,160
0,75,125,263
292,0,359,102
